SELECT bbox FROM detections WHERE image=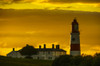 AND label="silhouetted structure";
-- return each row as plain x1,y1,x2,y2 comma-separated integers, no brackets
70,19,81,56
7,44,66,60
